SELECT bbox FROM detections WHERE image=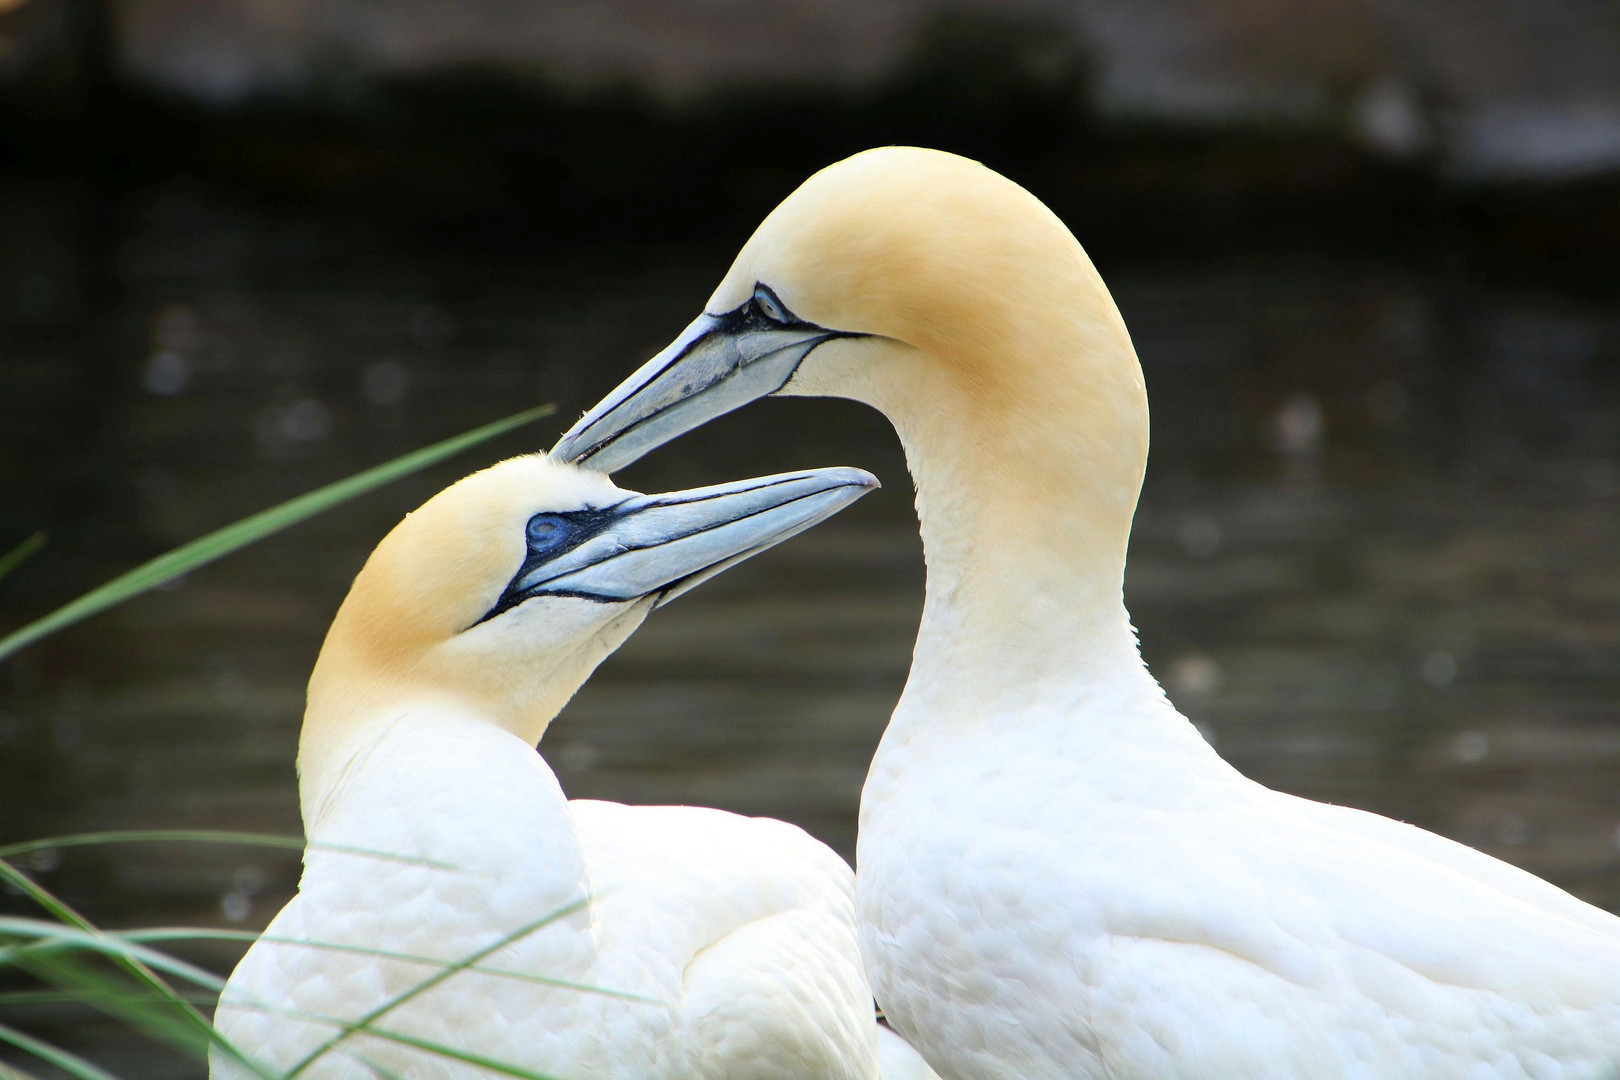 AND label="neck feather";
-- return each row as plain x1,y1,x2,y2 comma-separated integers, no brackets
296,622,577,829
848,291,1155,722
